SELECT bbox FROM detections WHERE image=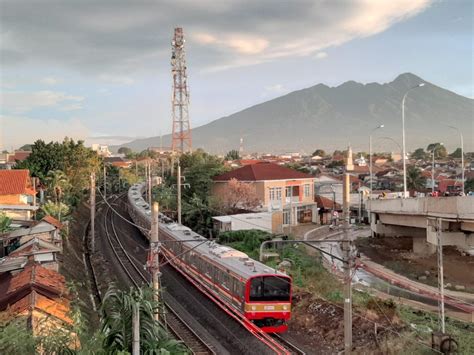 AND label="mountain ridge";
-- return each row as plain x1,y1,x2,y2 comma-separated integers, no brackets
113,73,473,154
